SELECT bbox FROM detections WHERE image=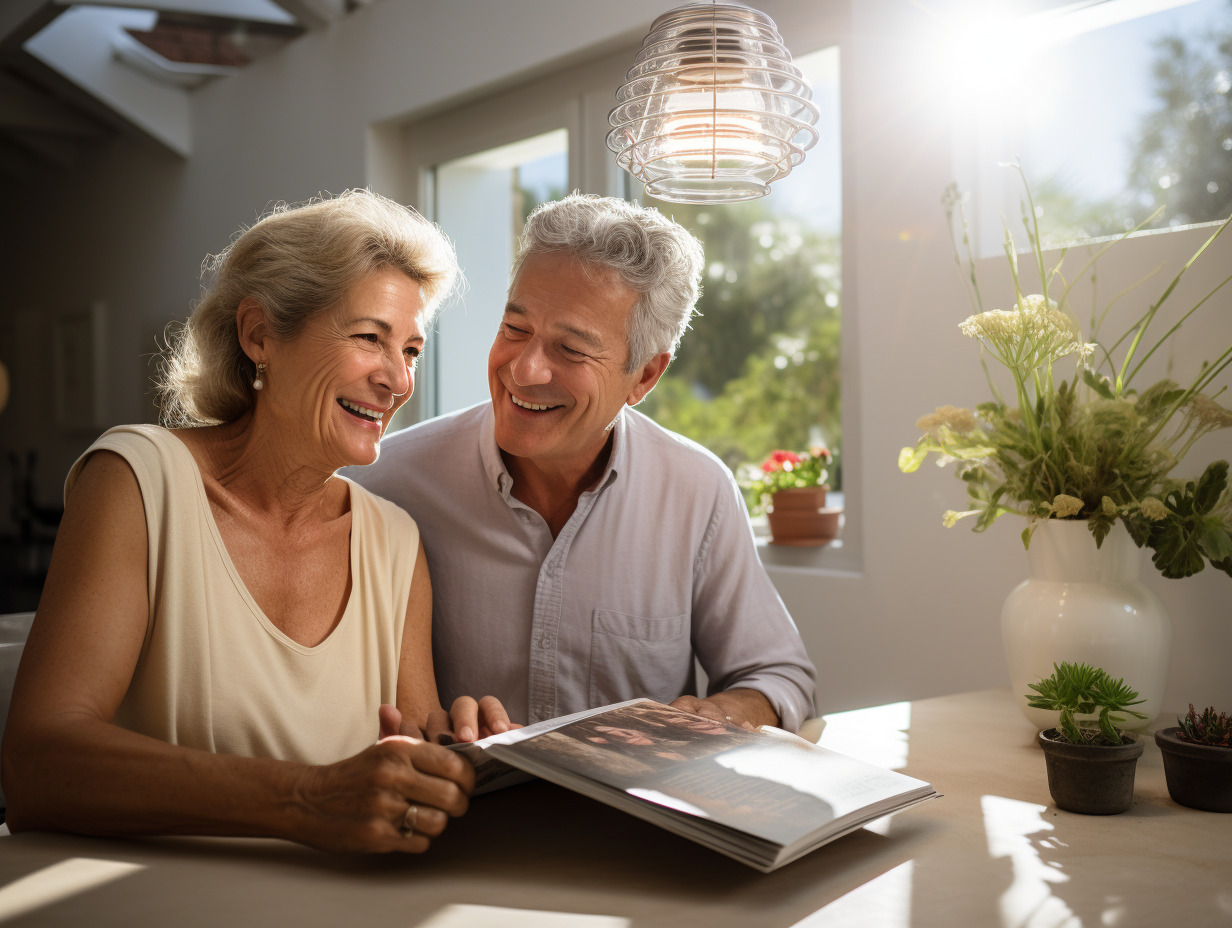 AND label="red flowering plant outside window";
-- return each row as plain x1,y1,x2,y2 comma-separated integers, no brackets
741,447,832,515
